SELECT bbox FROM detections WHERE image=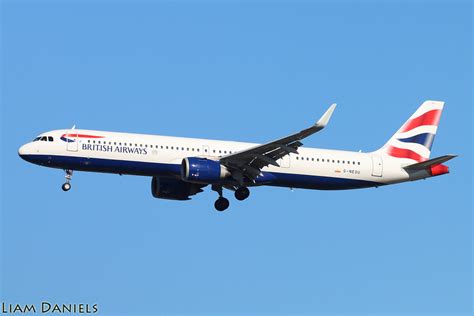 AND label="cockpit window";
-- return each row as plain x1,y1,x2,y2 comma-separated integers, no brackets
33,136,54,142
